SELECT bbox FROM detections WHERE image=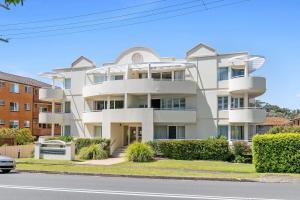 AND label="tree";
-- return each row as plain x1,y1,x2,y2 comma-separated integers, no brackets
0,0,23,10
